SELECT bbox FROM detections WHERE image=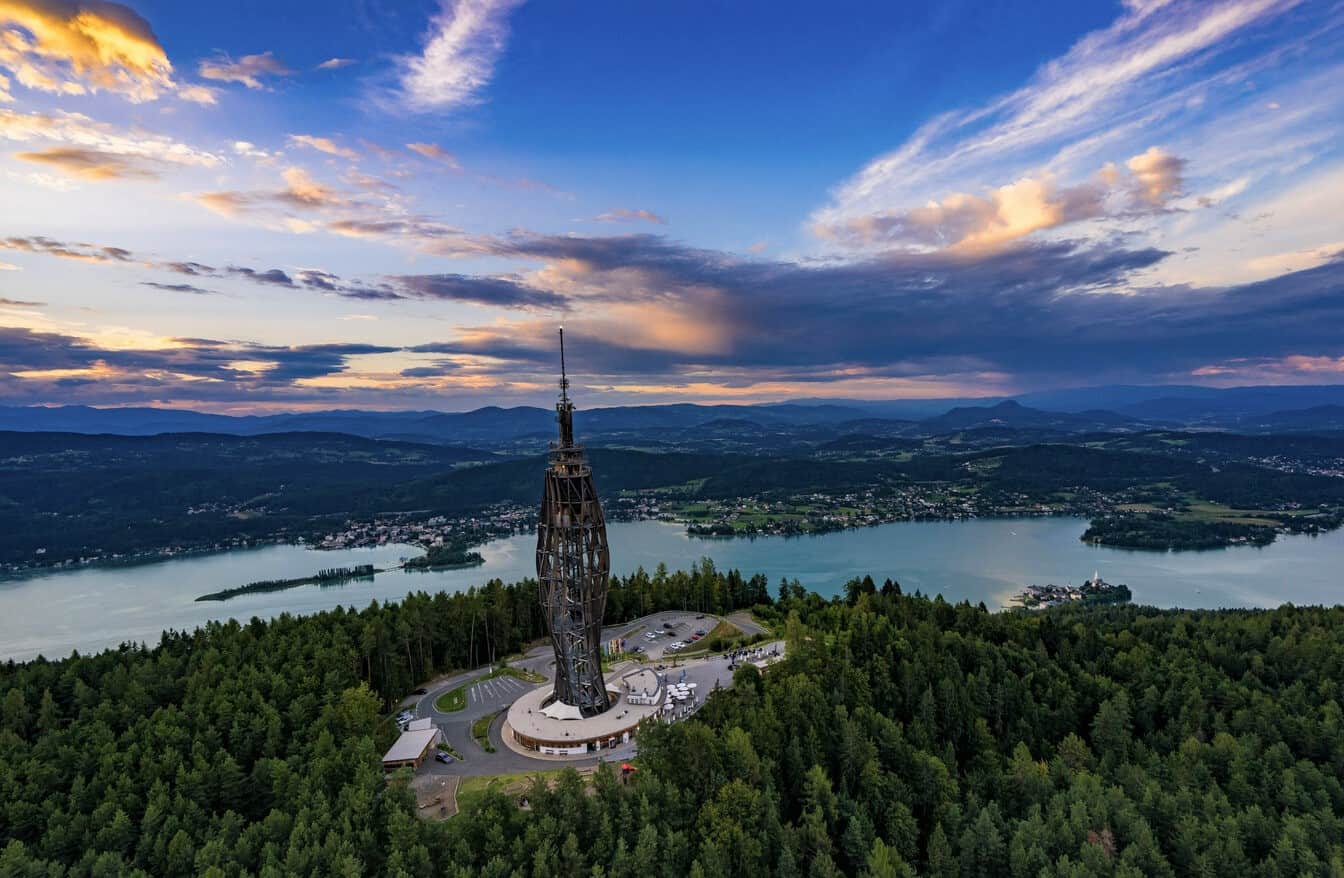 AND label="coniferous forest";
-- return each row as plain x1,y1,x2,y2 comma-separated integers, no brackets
3,568,1343,876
